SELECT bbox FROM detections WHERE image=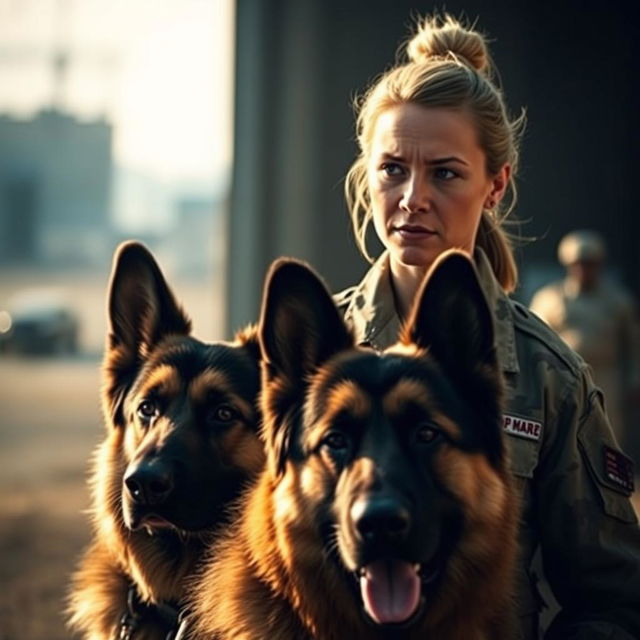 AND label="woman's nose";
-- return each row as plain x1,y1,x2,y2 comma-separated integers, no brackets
399,174,430,213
